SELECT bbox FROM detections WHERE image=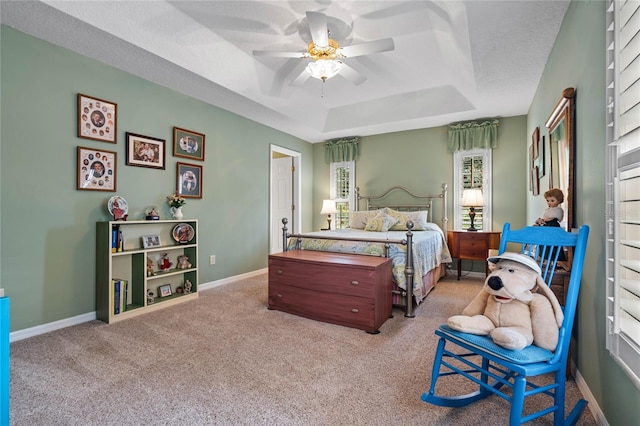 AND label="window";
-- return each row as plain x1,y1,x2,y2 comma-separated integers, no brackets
605,0,640,388
329,161,355,229
453,148,492,231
